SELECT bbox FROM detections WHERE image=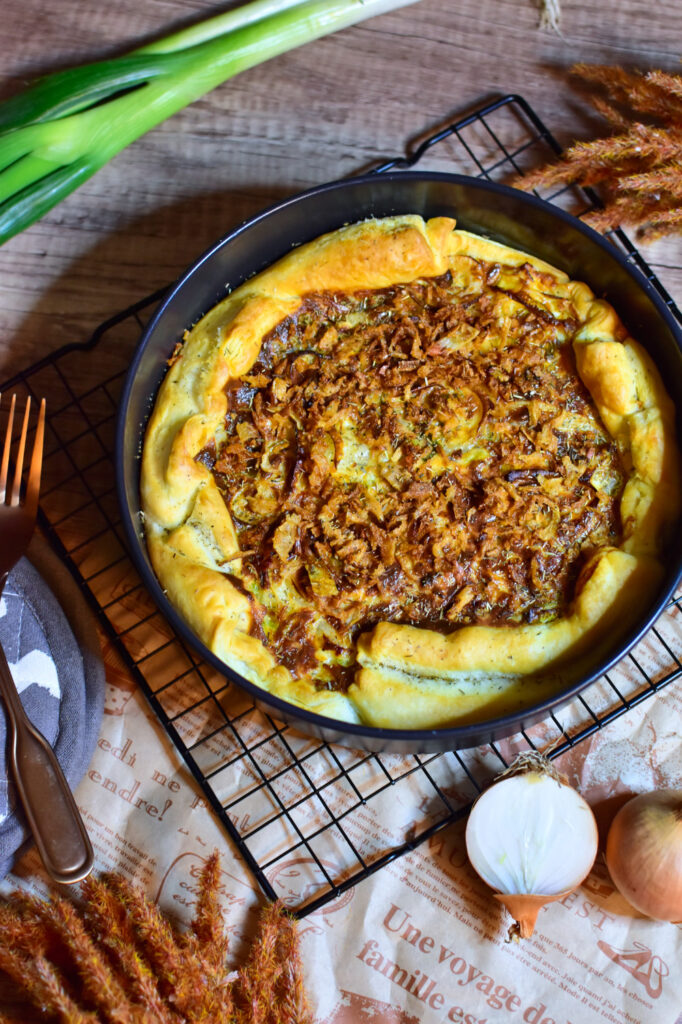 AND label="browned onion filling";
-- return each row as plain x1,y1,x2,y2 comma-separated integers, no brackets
199,260,624,689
